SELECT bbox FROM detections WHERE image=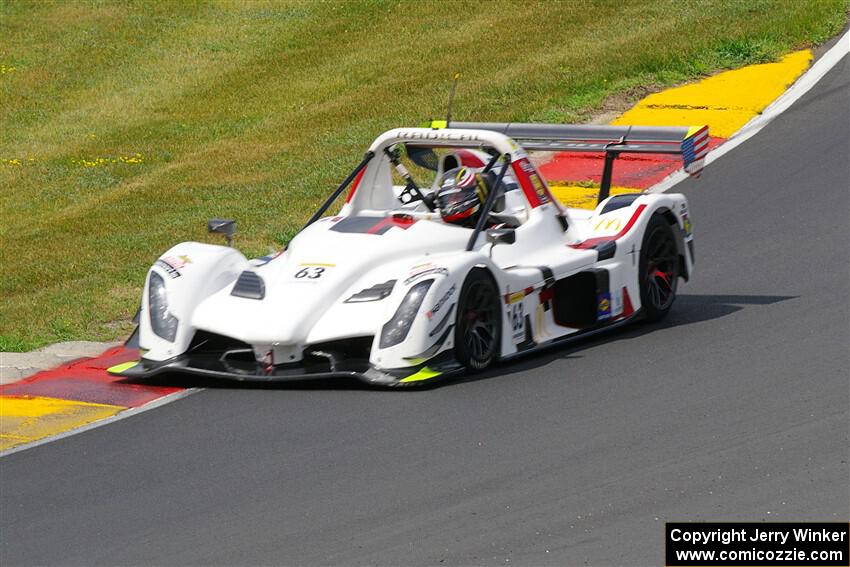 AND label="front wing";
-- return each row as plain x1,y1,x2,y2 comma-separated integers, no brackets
108,350,463,387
